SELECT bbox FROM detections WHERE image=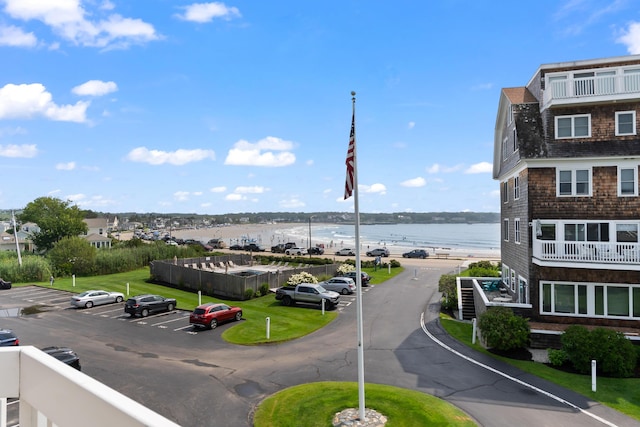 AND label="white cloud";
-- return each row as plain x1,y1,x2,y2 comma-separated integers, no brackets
56,161,76,170
225,193,245,201
400,177,426,187
489,189,500,198
224,136,296,167
465,162,492,174
617,22,640,54
0,126,27,137
407,121,415,129
66,193,86,202
360,183,386,195
173,191,190,201
427,163,464,174
279,198,305,209
234,186,266,194
0,83,89,122
2,0,159,49
0,25,37,47
125,147,215,165
210,186,226,193
72,80,118,96
0,144,38,158
176,2,241,23
471,83,493,90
